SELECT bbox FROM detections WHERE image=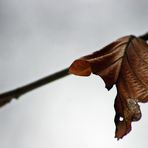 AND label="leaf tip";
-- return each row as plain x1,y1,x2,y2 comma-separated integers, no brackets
105,84,113,91
69,59,92,76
